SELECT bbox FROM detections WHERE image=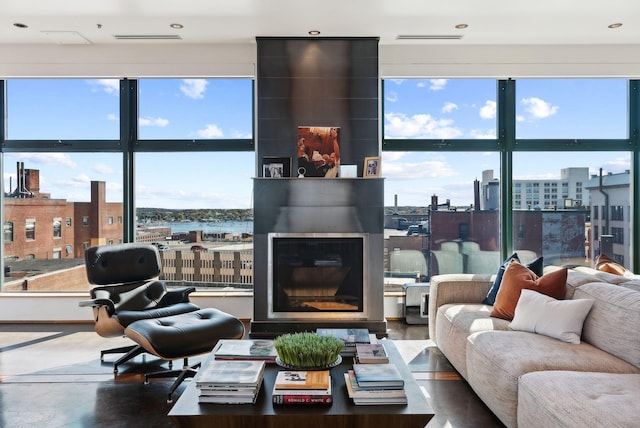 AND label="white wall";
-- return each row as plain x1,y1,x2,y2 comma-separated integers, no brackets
0,292,405,322
1,43,639,78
